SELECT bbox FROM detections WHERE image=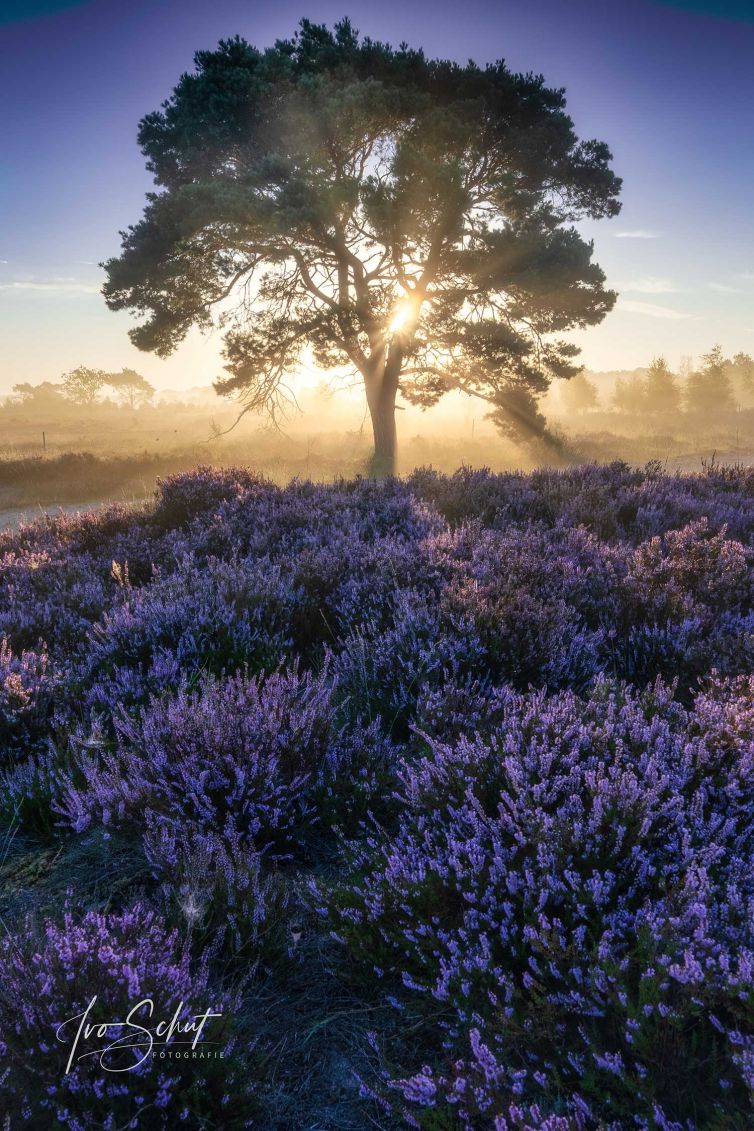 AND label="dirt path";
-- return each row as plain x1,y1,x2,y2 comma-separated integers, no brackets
0,499,112,530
